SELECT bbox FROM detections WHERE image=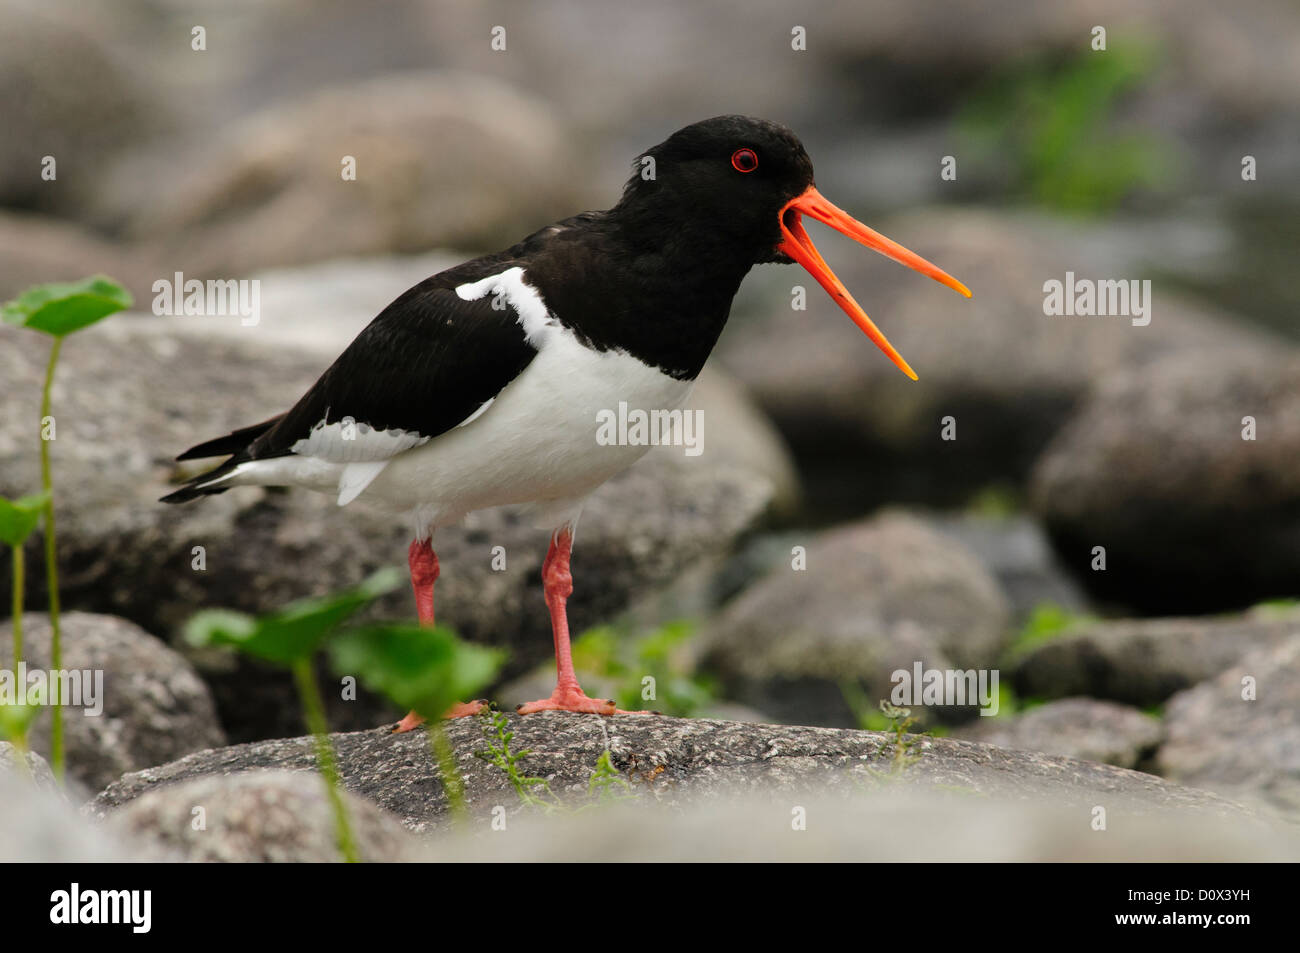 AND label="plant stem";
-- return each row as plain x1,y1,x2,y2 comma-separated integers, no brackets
39,336,63,784
430,722,467,822
291,657,358,863
10,543,22,669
